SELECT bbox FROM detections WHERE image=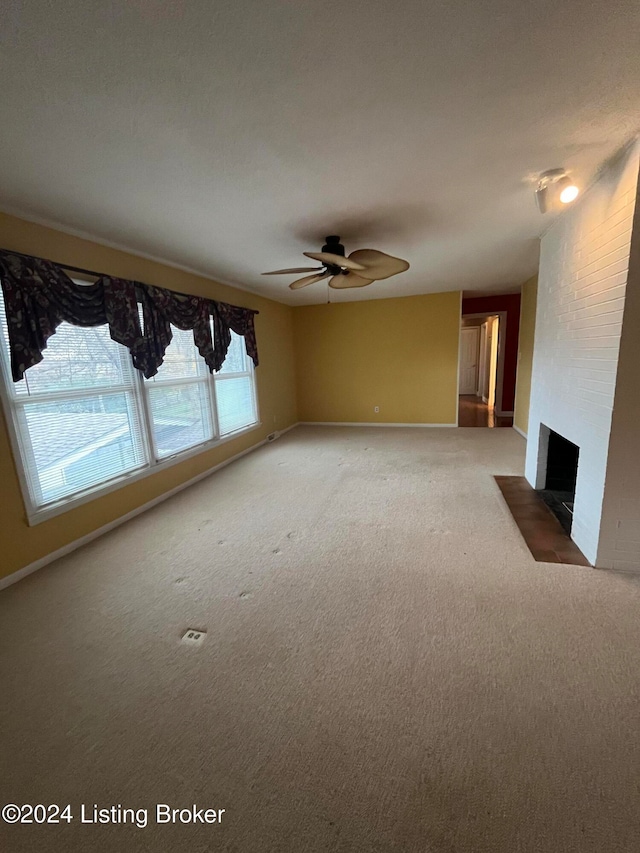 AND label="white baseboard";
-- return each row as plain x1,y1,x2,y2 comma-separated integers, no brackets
512,425,527,440
270,422,299,439
0,425,299,592
300,421,457,428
